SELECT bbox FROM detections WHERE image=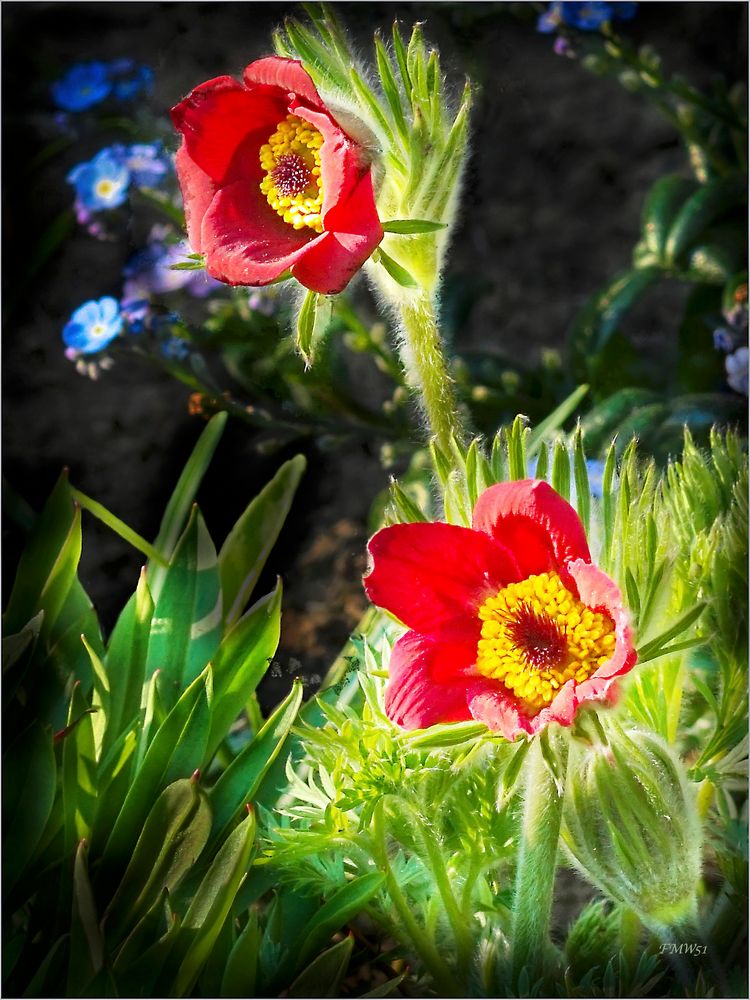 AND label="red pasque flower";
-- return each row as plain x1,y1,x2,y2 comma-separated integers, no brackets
171,57,383,294
364,480,637,740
